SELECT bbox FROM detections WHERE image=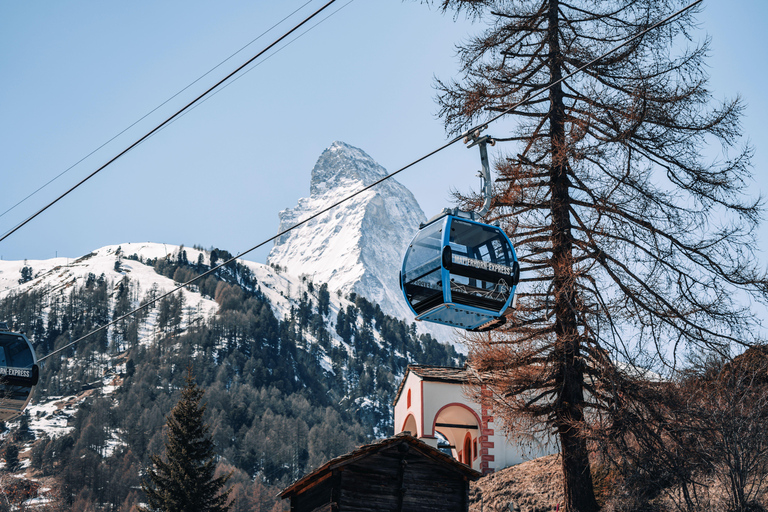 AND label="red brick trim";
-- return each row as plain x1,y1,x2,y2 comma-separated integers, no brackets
479,384,495,474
